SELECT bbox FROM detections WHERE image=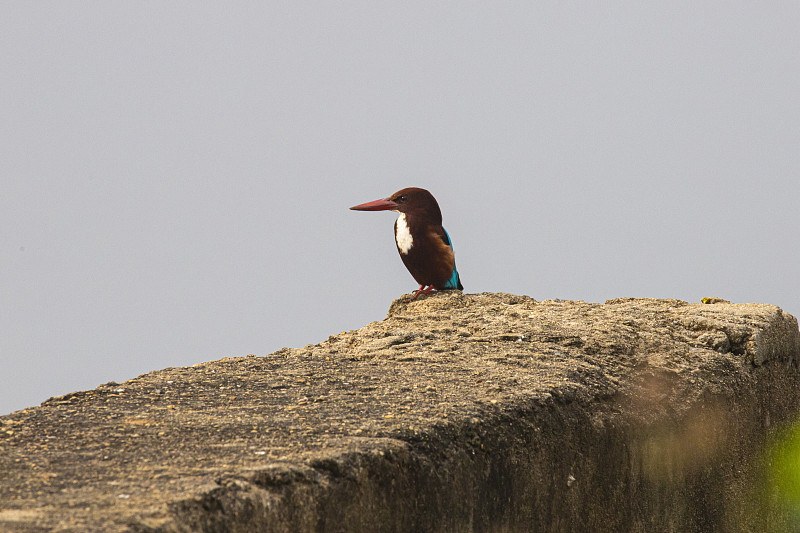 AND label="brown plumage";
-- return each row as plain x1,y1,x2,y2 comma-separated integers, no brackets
350,187,463,299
